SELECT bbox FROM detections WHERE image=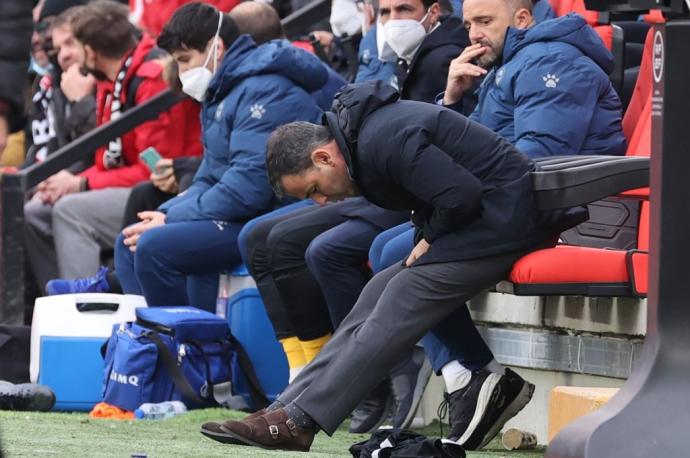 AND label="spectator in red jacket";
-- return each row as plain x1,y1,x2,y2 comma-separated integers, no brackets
129,0,240,37
24,0,202,293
